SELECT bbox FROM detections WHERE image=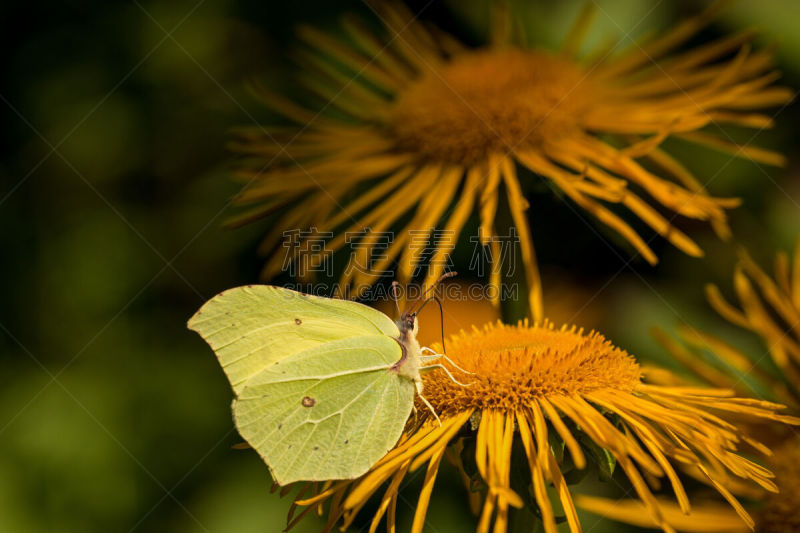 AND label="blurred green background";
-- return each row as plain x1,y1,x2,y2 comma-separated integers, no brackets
2,0,799,531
